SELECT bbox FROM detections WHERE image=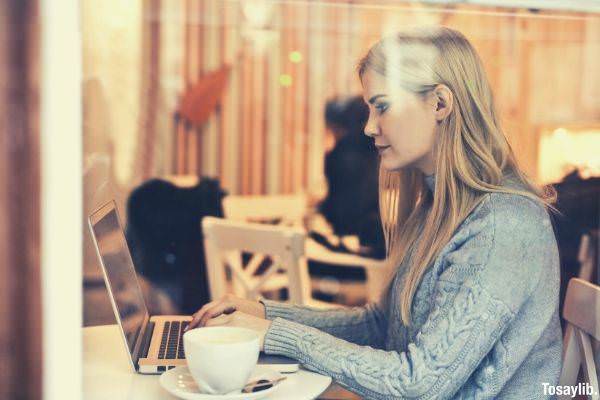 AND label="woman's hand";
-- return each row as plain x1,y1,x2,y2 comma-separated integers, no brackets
201,311,272,350
186,294,267,330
